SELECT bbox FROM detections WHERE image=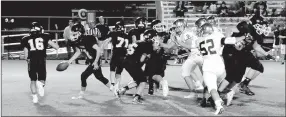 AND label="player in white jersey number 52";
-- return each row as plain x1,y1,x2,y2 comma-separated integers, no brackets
197,23,248,115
